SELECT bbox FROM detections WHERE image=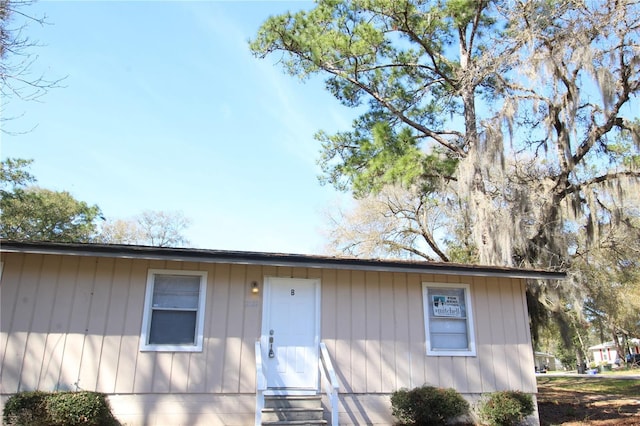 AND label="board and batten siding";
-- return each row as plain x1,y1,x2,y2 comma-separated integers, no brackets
319,269,536,395
0,252,266,396
1,252,536,425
